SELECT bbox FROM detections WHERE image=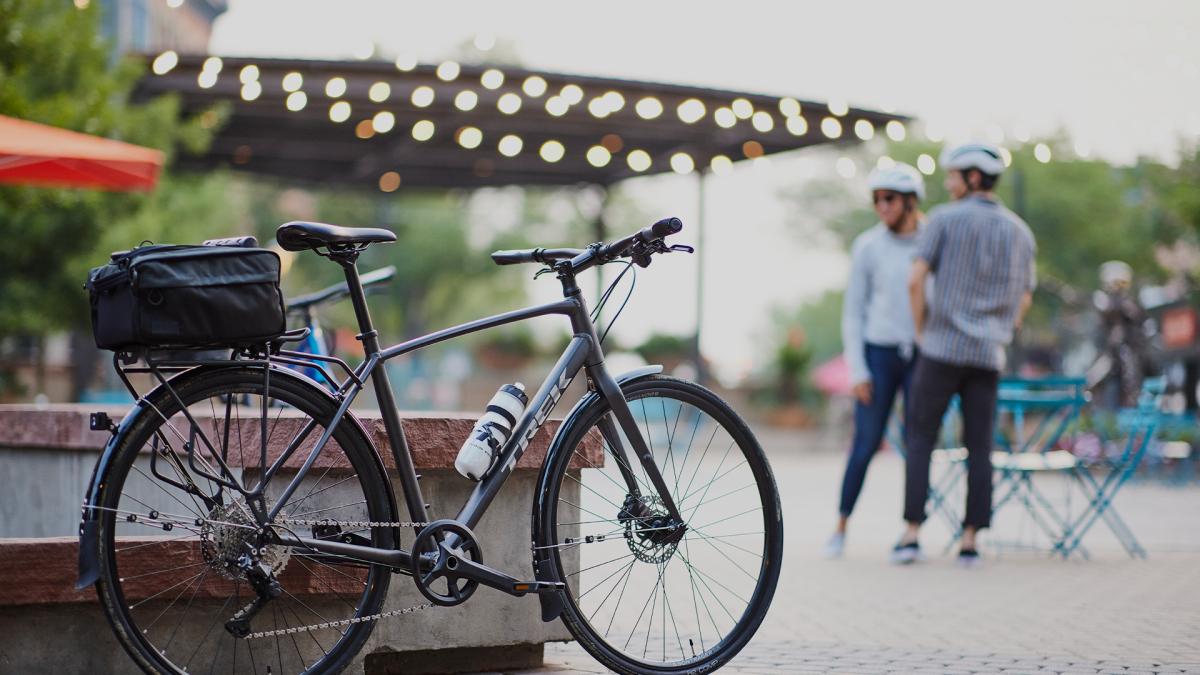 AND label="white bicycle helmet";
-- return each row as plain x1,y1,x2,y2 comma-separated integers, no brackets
939,141,1006,176
868,163,925,201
